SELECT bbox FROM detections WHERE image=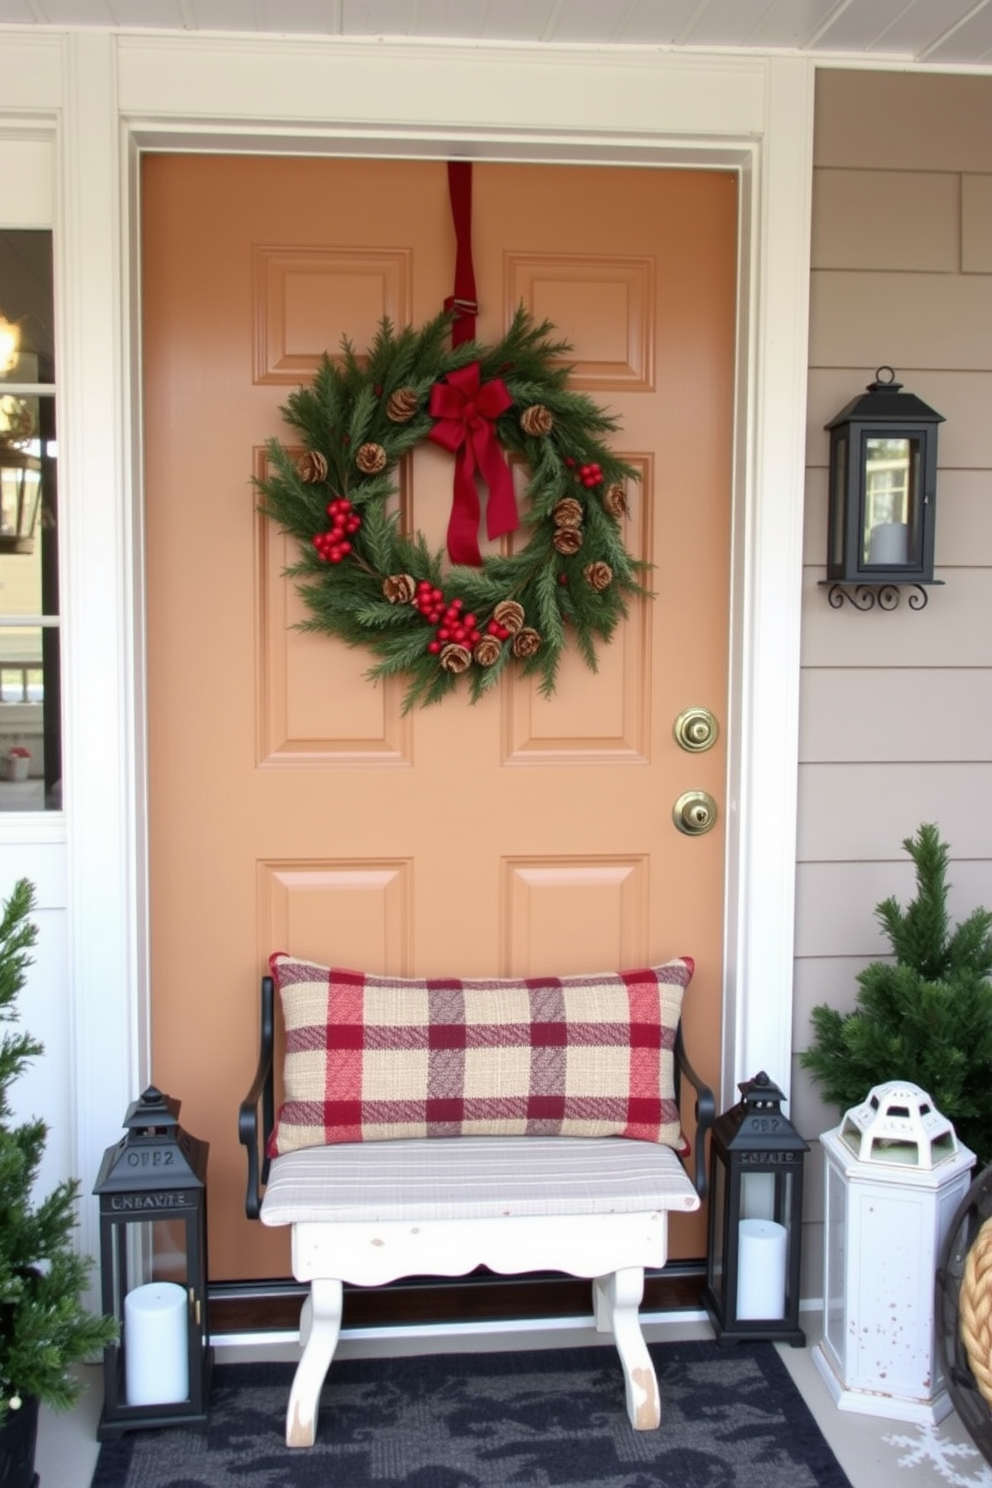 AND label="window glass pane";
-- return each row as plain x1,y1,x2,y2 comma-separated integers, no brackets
0,624,60,810
863,435,921,567
0,230,60,812
0,231,54,385
0,420,58,617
